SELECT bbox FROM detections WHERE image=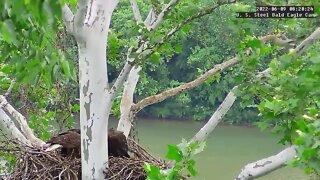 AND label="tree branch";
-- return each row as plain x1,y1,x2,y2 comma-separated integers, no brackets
62,4,75,35
149,0,181,30
0,95,44,147
4,79,15,97
84,0,119,27
0,108,30,145
133,57,239,112
74,0,89,31
295,27,320,54
130,0,143,24
258,27,320,77
133,33,294,112
109,60,134,101
191,86,238,142
235,28,320,179
140,1,236,60
236,146,297,180
109,39,147,102
117,66,142,137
